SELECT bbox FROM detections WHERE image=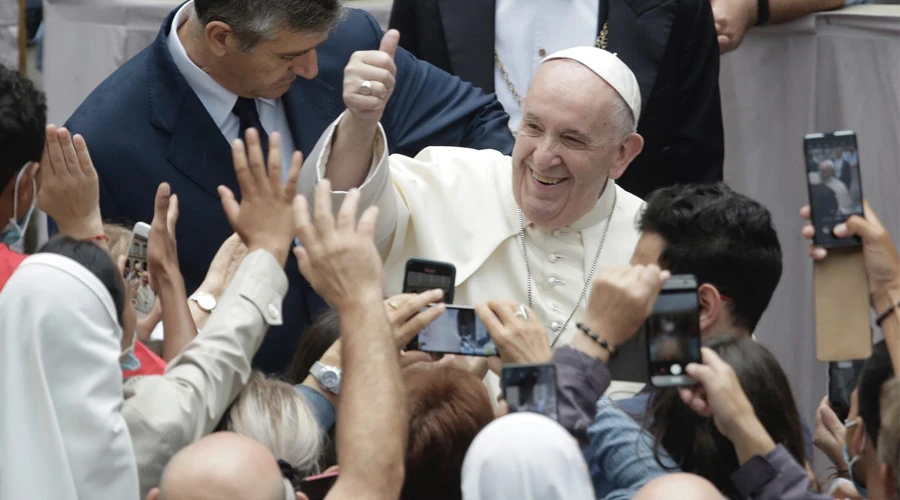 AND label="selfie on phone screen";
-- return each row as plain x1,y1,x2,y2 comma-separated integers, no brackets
804,131,863,248
125,223,157,315
415,306,497,356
